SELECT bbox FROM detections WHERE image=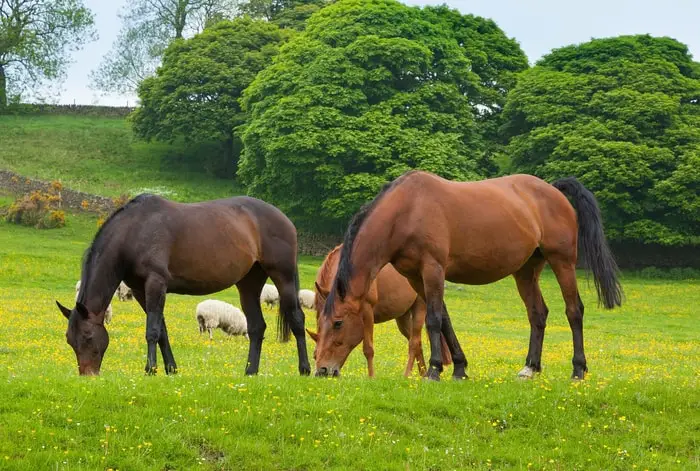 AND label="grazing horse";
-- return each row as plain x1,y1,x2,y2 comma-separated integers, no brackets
315,171,622,381
306,245,452,377
56,194,310,377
